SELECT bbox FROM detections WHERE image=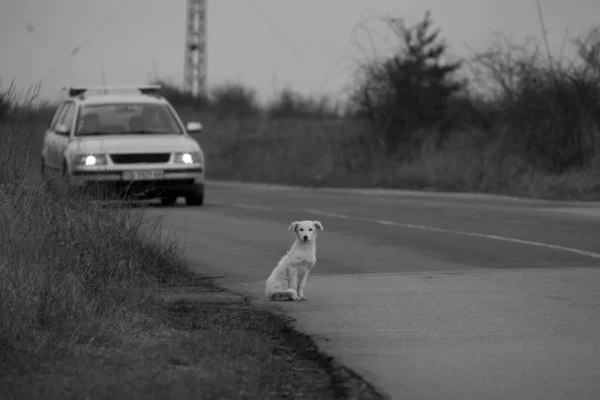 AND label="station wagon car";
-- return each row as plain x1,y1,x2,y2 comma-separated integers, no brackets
40,85,206,206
